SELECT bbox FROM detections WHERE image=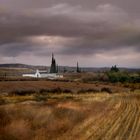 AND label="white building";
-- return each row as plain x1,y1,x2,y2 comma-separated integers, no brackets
22,69,63,79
